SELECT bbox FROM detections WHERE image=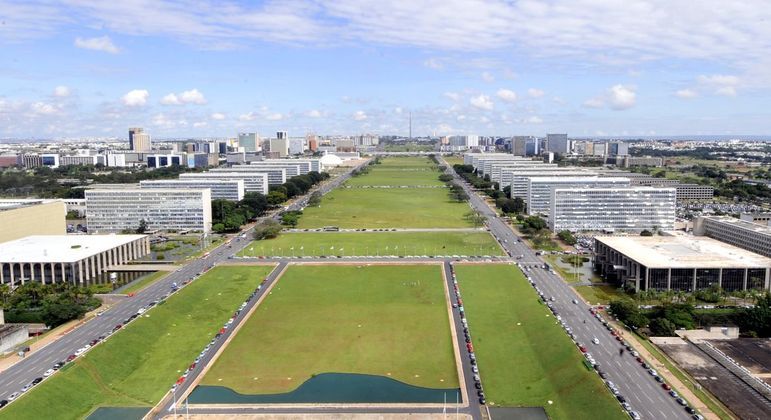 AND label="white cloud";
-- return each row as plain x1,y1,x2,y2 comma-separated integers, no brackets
444,92,460,102
31,102,59,115
210,112,226,120
121,89,149,107
524,116,543,124
179,89,207,104
715,86,737,96
470,94,494,110
481,71,495,82
193,121,208,128
584,85,636,110
394,107,403,114
608,85,636,110
74,36,119,54
353,110,367,121
53,86,71,97
697,74,740,86
423,58,443,69
675,89,698,99
496,89,517,103
266,112,283,121
160,93,181,105
239,112,257,121
306,109,322,118
161,89,207,105
527,88,544,98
